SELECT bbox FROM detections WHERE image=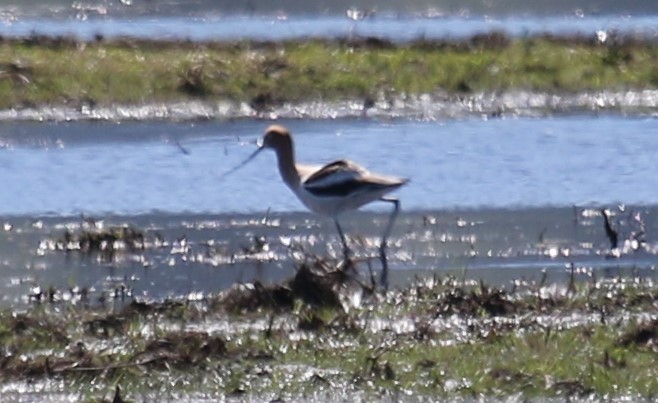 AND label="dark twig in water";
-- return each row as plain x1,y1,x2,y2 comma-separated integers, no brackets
539,268,548,289
600,208,619,250
173,138,190,155
572,204,579,240
164,134,190,155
